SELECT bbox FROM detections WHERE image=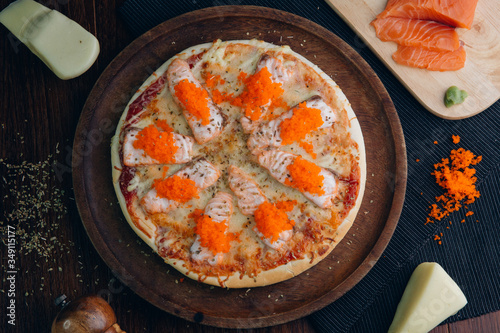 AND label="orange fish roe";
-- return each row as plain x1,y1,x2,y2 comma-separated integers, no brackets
194,215,232,254
204,73,226,89
275,199,298,212
205,73,234,104
161,165,170,178
426,204,447,224
155,119,173,132
434,141,438,145
299,141,317,159
204,73,218,88
174,79,211,125
452,135,461,144
466,211,474,217
280,103,324,145
426,148,482,225
211,89,234,105
237,71,247,81
133,125,178,164
153,175,199,203
188,208,204,220
285,157,325,195
232,67,287,121
254,202,295,242
434,233,443,245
